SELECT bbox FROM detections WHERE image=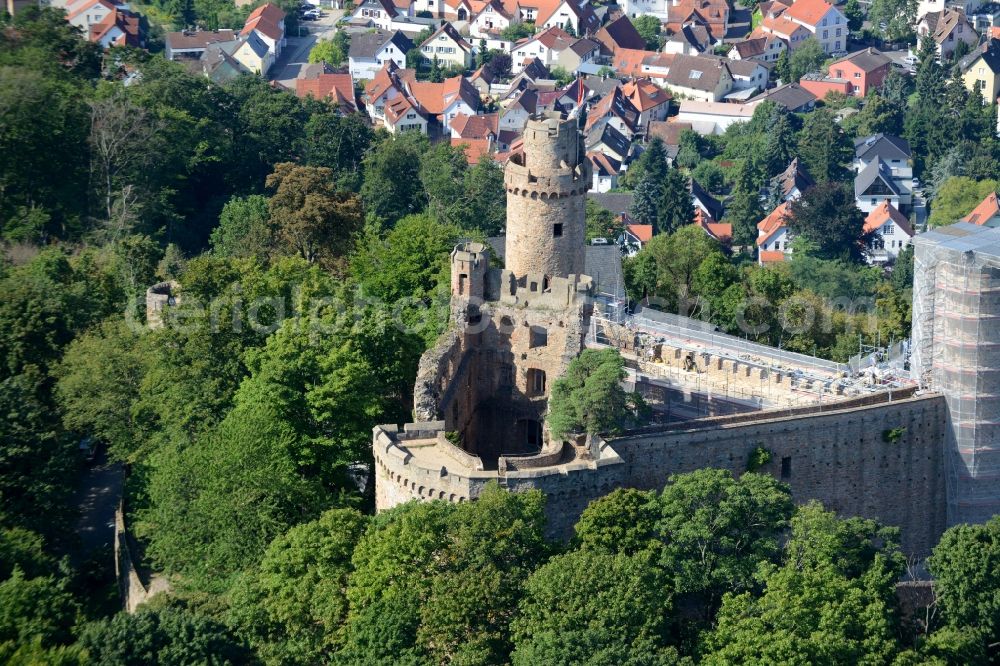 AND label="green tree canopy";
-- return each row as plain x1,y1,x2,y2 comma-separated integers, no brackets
511,549,676,666
787,182,869,262
78,607,252,665
928,177,999,227
547,349,637,438
229,508,368,664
